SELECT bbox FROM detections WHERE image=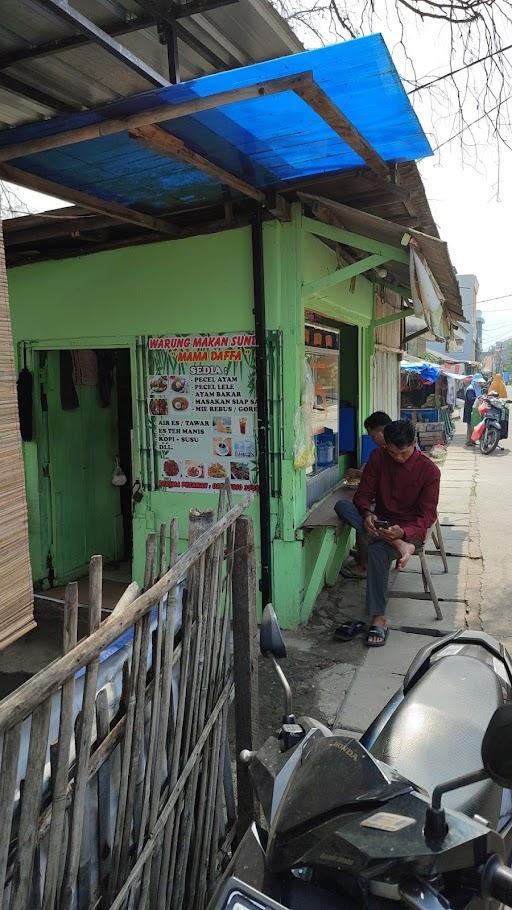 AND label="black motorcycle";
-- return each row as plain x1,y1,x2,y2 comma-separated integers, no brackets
479,396,509,455
209,606,512,910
